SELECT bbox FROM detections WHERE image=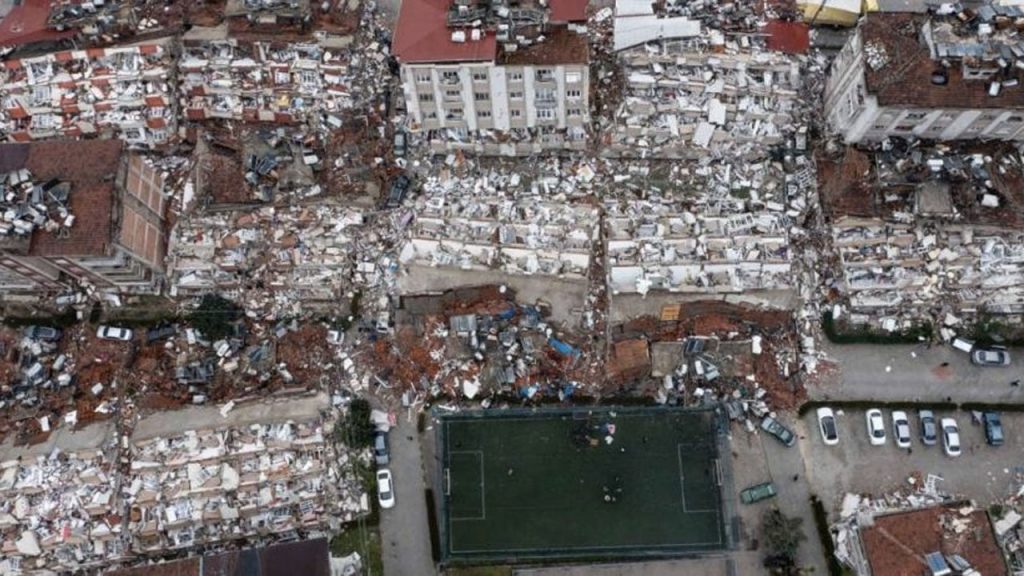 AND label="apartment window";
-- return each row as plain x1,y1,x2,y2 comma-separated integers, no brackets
566,89,582,99
474,92,489,101
418,93,434,102
537,109,554,119
509,72,523,81
479,110,492,118
510,91,524,100
565,71,582,83
536,69,554,82
536,89,555,101
415,72,431,83
31,85,51,105
472,71,487,81
904,112,927,120
1008,115,1024,123
299,70,318,85
447,108,464,120
445,89,461,98
511,110,522,118
425,111,437,119
442,71,459,83
568,108,582,117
